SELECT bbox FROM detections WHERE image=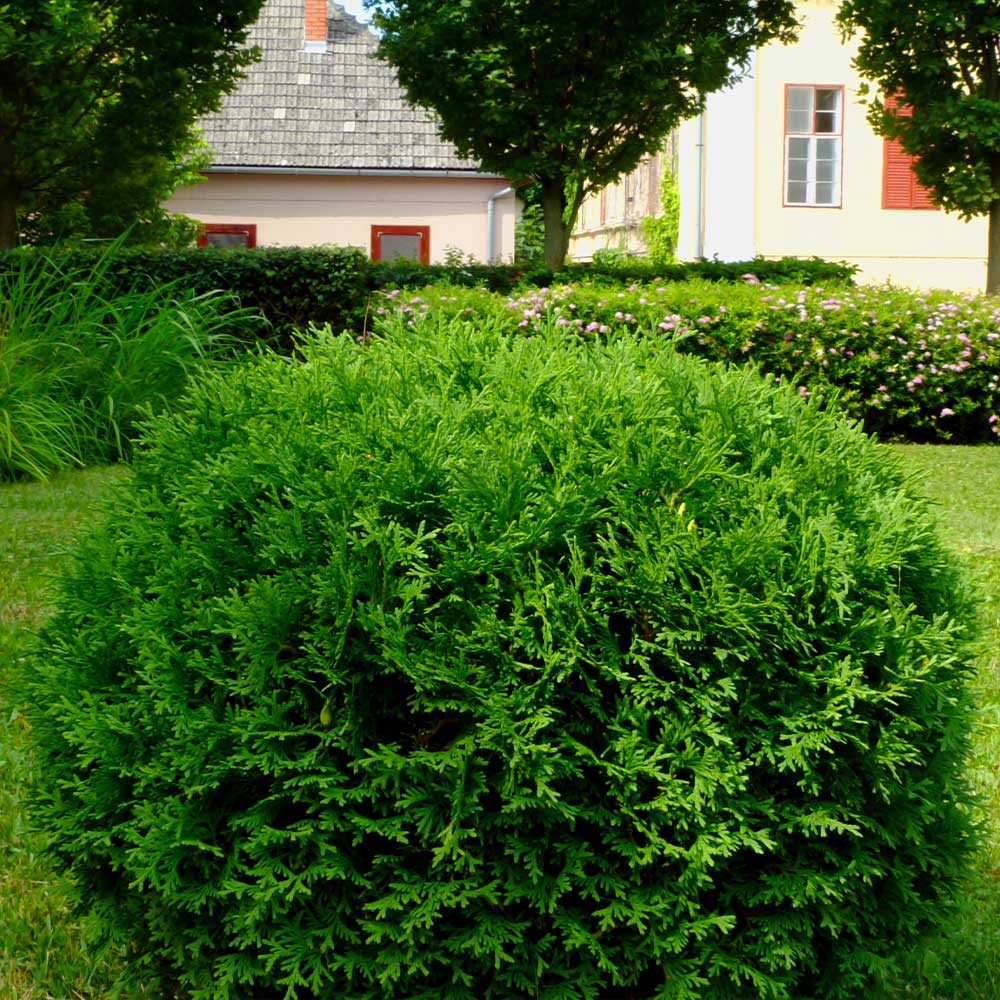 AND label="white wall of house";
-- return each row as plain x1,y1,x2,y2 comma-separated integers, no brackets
675,116,700,262
165,171,518,263
569,150,667,261
677,74,758,263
